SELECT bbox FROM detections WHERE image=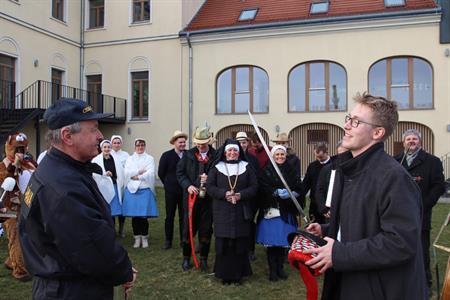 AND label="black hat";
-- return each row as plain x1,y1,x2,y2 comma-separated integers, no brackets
44,98,113,130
